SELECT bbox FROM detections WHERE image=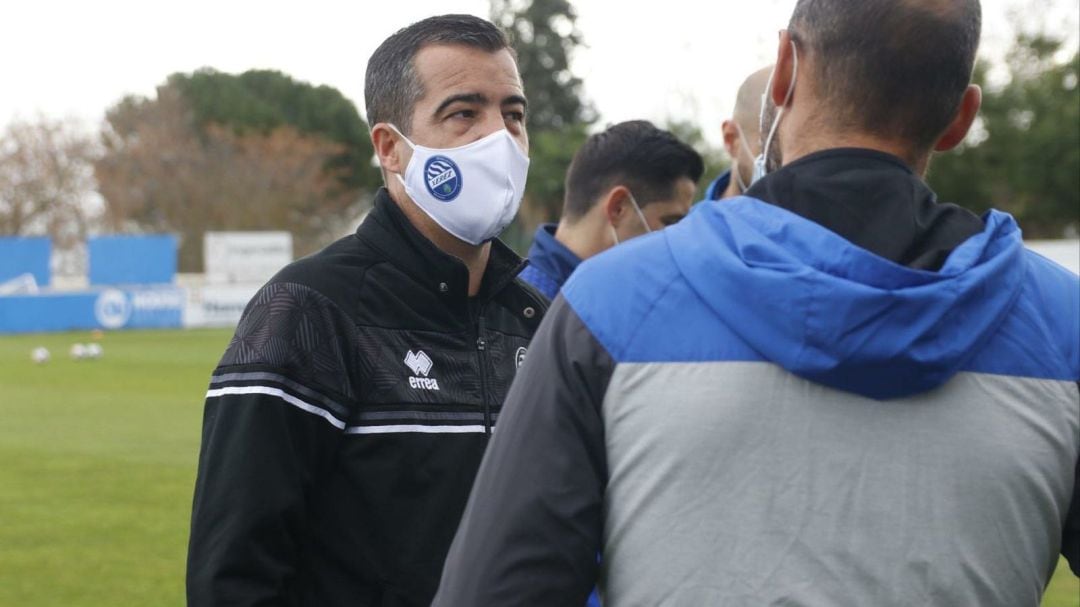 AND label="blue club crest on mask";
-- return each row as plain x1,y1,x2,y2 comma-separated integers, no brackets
425,155,462,202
